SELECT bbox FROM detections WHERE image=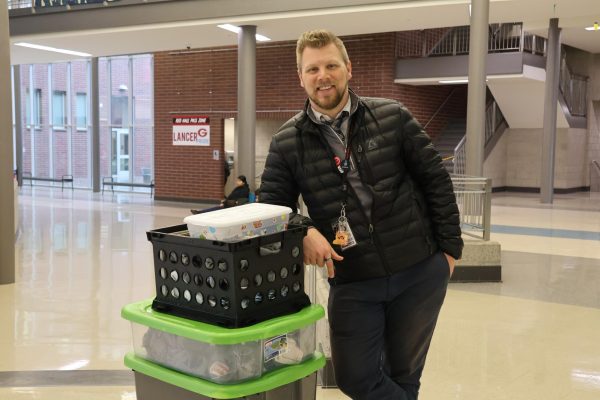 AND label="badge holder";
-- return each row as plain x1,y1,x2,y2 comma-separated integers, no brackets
331,204,357,251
